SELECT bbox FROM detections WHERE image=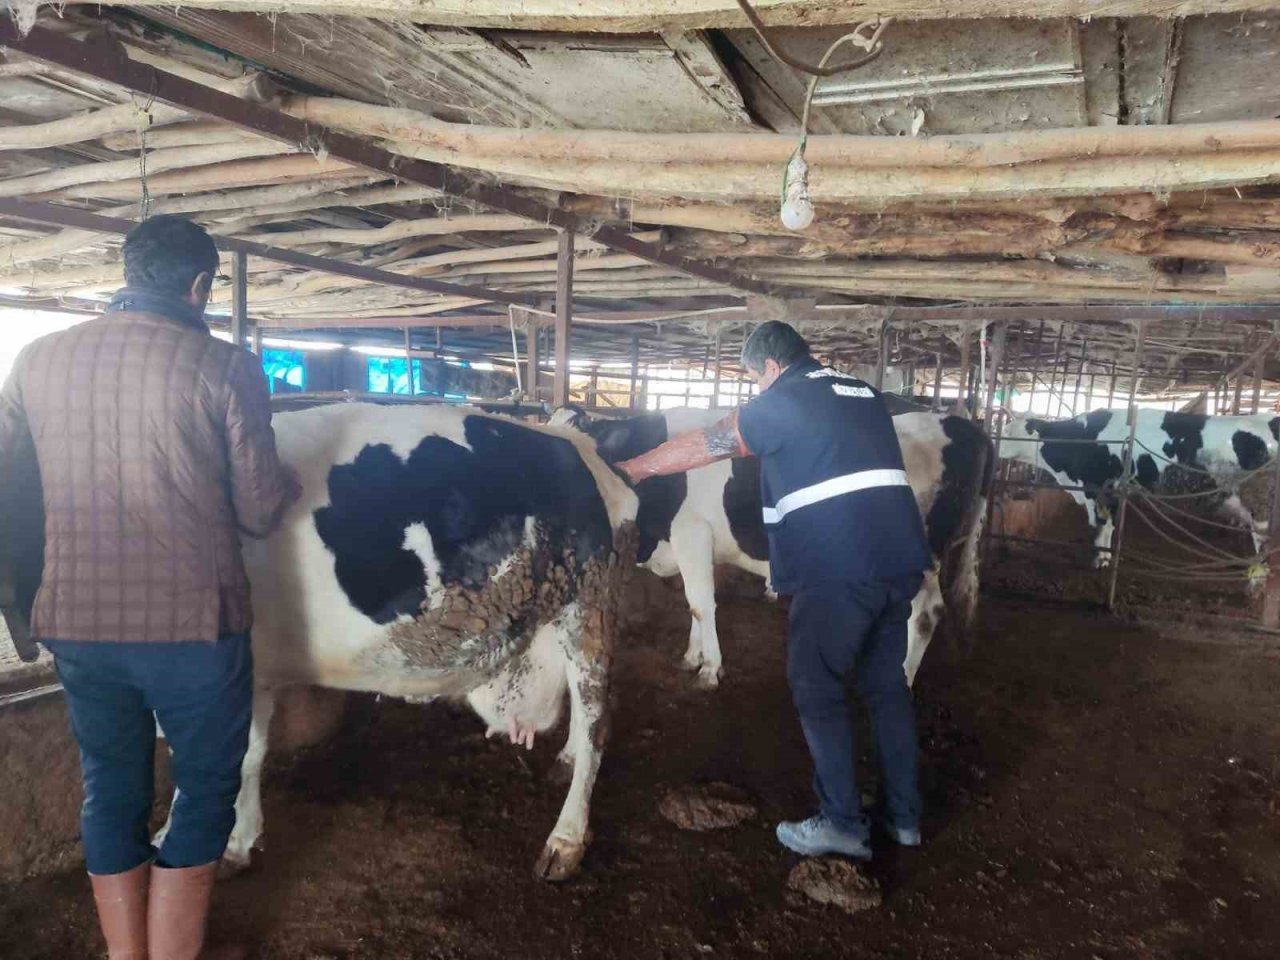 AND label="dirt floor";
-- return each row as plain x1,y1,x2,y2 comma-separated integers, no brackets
2,568,1279,960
